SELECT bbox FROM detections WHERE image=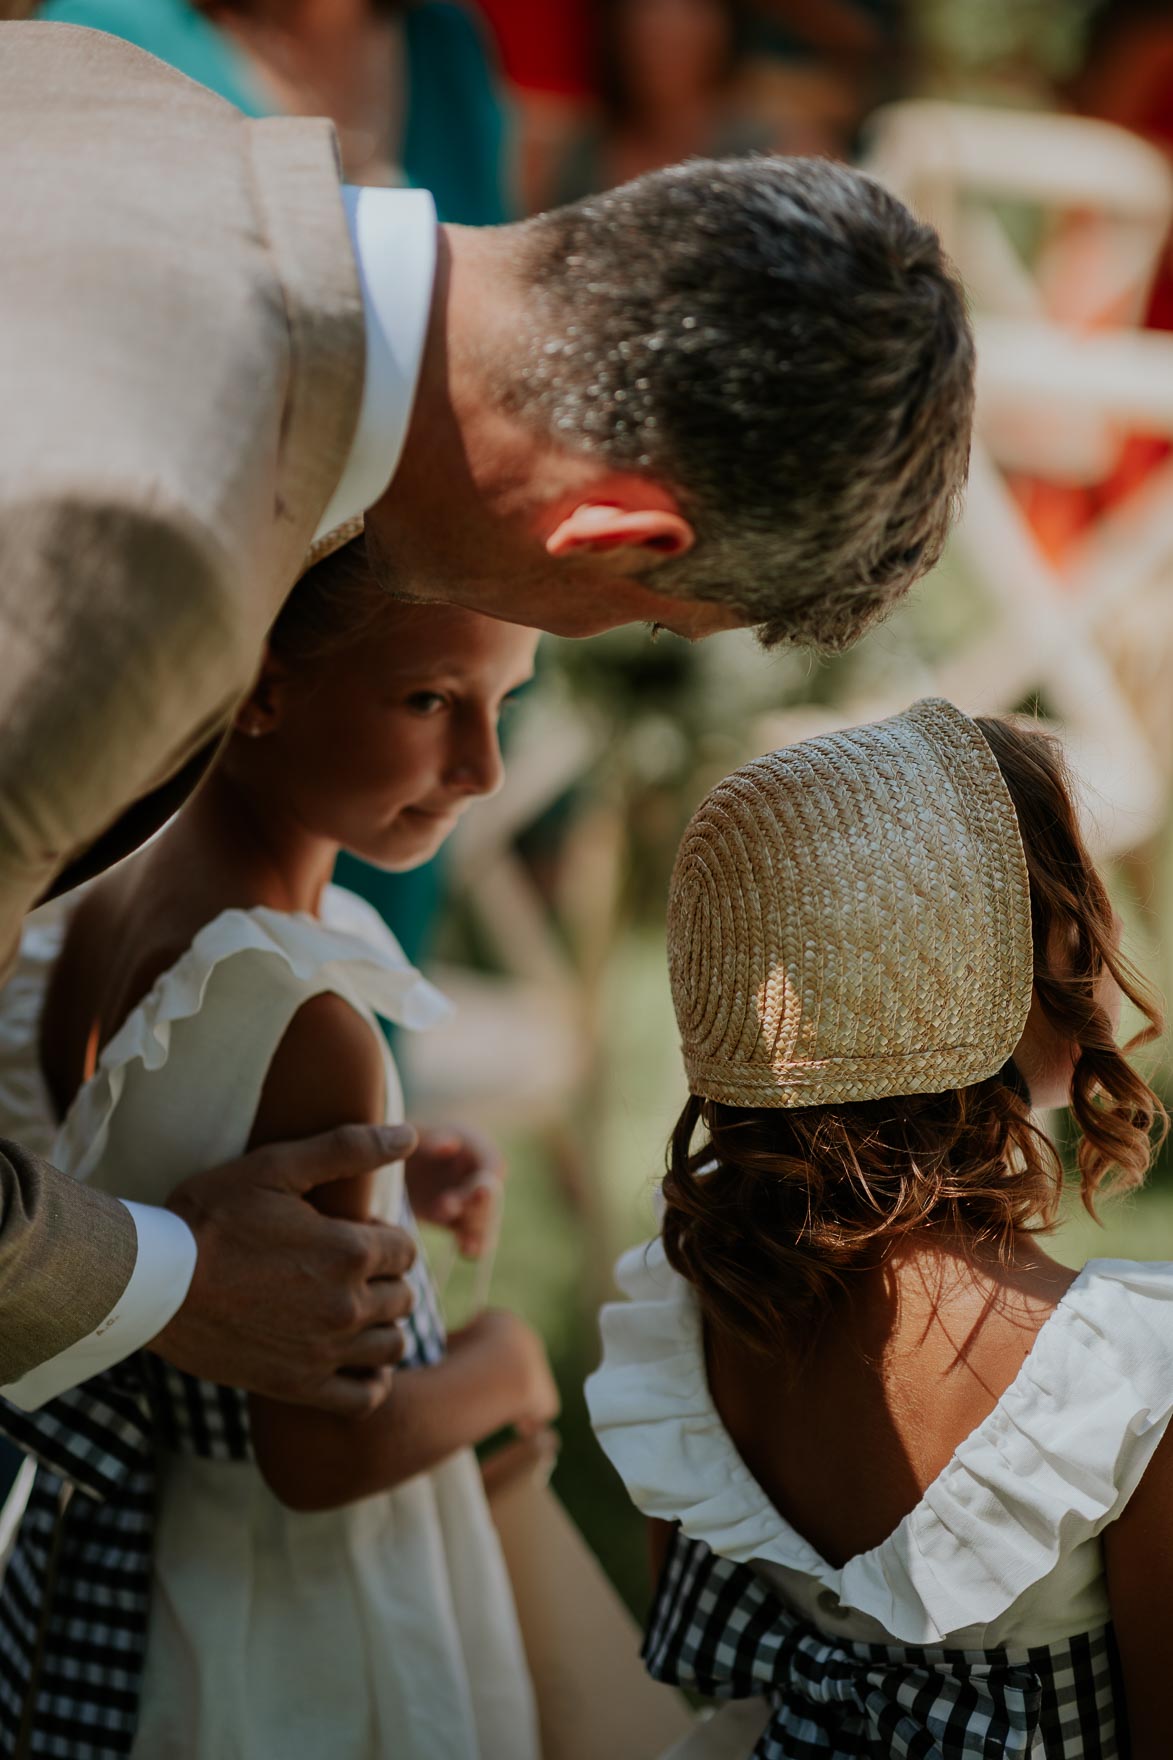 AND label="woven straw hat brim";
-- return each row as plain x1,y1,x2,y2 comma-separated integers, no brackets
668,699,1034,1109
300,513,365,577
